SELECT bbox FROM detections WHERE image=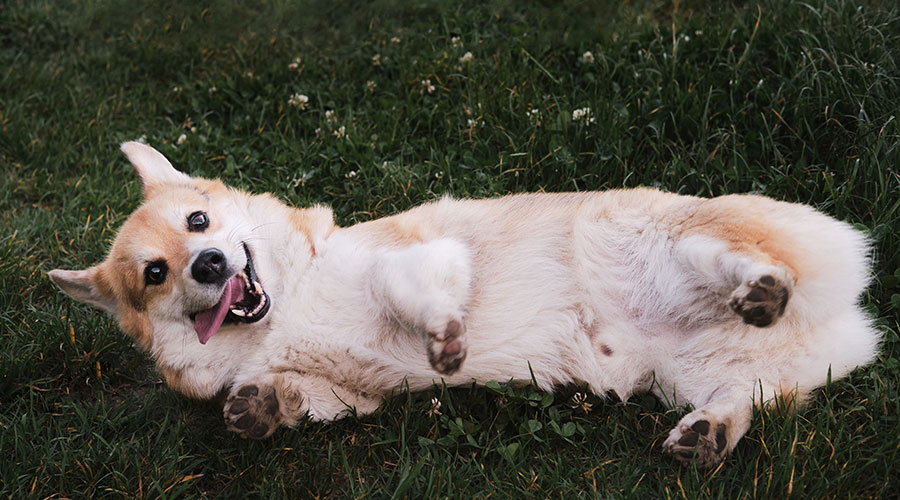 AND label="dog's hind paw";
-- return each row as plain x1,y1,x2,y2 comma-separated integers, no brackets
426,317,467,375
728,269,791,327
224,384,281,439
663,414,730,468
